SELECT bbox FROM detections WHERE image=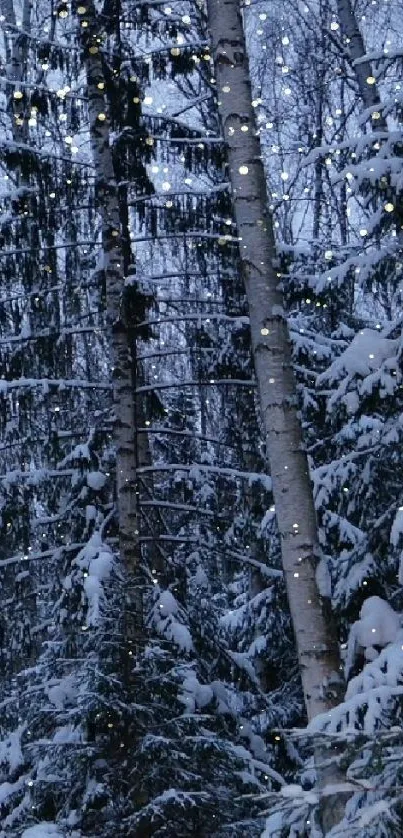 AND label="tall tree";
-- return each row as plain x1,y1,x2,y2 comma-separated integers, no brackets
205,0,349,829
206,0,343,721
